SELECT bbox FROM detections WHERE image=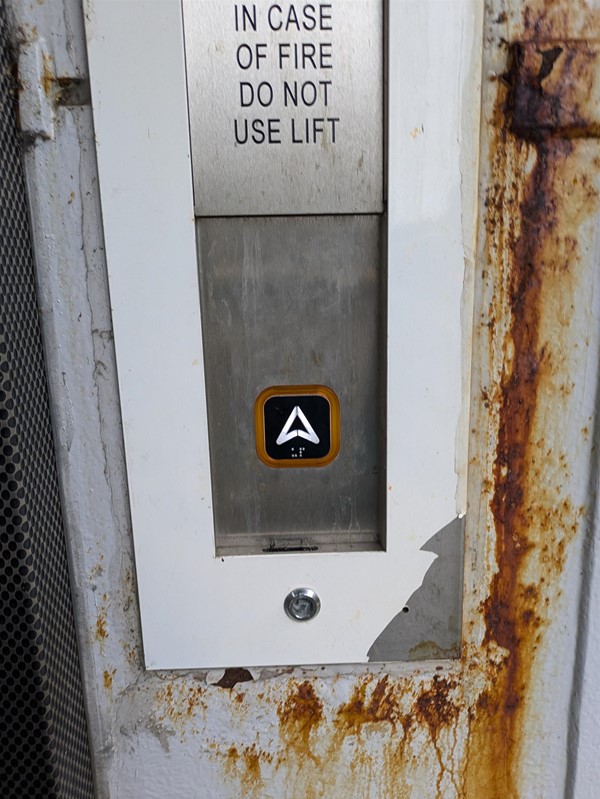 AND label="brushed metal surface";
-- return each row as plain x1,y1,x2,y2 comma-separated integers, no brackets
197,215,382,553
183,0,383,216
